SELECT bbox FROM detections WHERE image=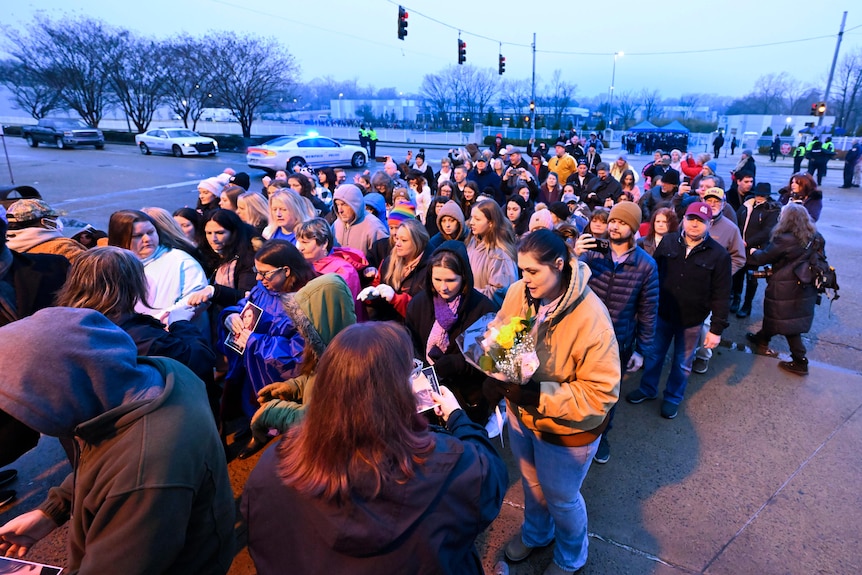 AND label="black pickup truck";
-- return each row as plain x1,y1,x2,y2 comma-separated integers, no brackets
22,118,105,149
